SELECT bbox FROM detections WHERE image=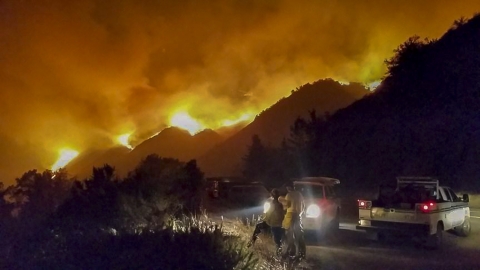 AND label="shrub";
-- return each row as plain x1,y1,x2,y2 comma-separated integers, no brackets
5,216,258,270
